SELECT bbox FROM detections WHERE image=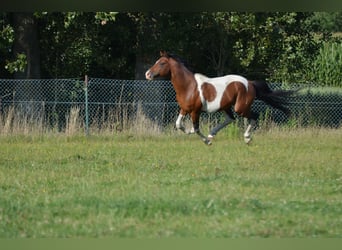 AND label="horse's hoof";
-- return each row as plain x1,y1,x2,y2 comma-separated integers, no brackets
203,138,212,146
188,127,195,134
177,127,186,133
244,136,252,144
